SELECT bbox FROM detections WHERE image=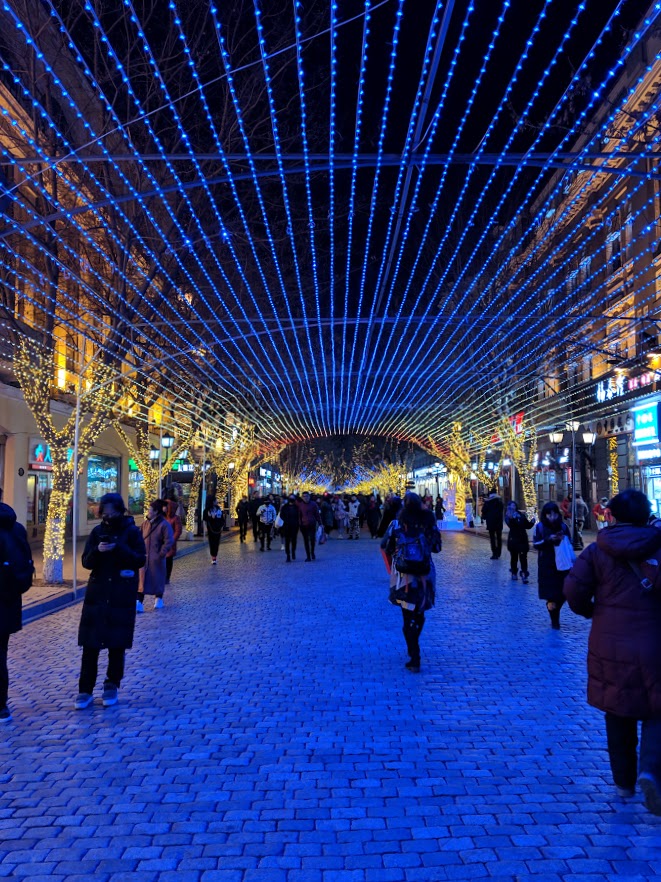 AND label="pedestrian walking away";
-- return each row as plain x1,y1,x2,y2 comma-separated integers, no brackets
138,499,174,610
299,491,322,561
76,493,146,710
249,493,261,543
164,499,182,585
0,502,34,722
279,495,300,561
236,495,250,543
481,489,504,559
505,501,535,583
204,495,225,564
533,501,572,629
382,492,441,673
564,490,661,813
